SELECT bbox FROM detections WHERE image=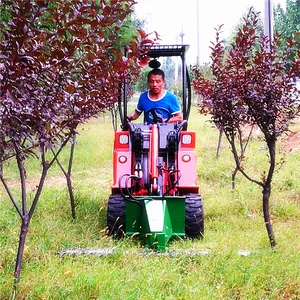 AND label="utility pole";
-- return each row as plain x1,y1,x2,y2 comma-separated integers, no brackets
179,29,185,45
196,0,200,65
264,0,273,50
